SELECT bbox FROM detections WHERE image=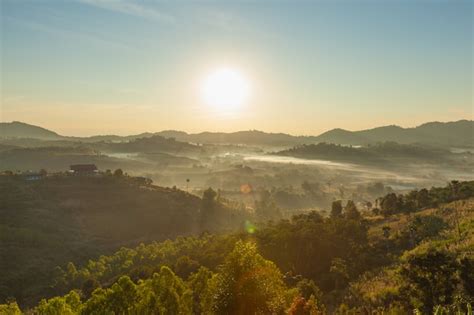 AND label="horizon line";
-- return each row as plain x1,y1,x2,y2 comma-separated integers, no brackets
1,118,472,139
